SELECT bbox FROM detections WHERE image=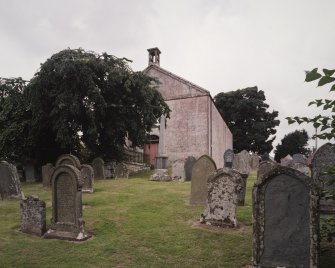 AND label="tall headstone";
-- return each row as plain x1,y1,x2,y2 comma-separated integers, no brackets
24,163,36,182
312,143,335,213
44,165,90,241
249,153,259,170
171,159,186,182
55,154,81,169
184,156,196,181
156,115,168,169
0,161,22,200
233,150,251,174
237,173,248,206
115,163,129,179
280,154,293,167
224,149,234,168
20,195,46,236
80,164,94,193
252,166,319,268
190,155,217,205
104,162,116,179
200,168,242,227
92,157,105,180
42,163,55,189
257,161,278,180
